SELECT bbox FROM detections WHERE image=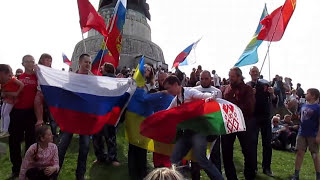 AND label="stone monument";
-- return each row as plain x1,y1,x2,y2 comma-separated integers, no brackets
71,0,167,71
